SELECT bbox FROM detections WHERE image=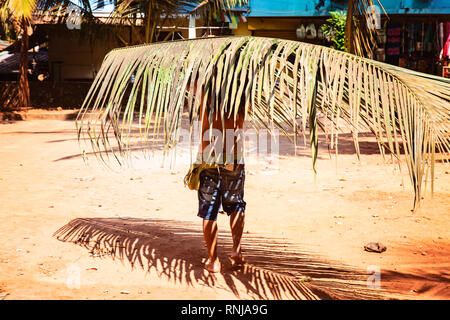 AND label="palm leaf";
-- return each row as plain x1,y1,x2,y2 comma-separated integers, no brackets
4,0,36,19
76,36,450,209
